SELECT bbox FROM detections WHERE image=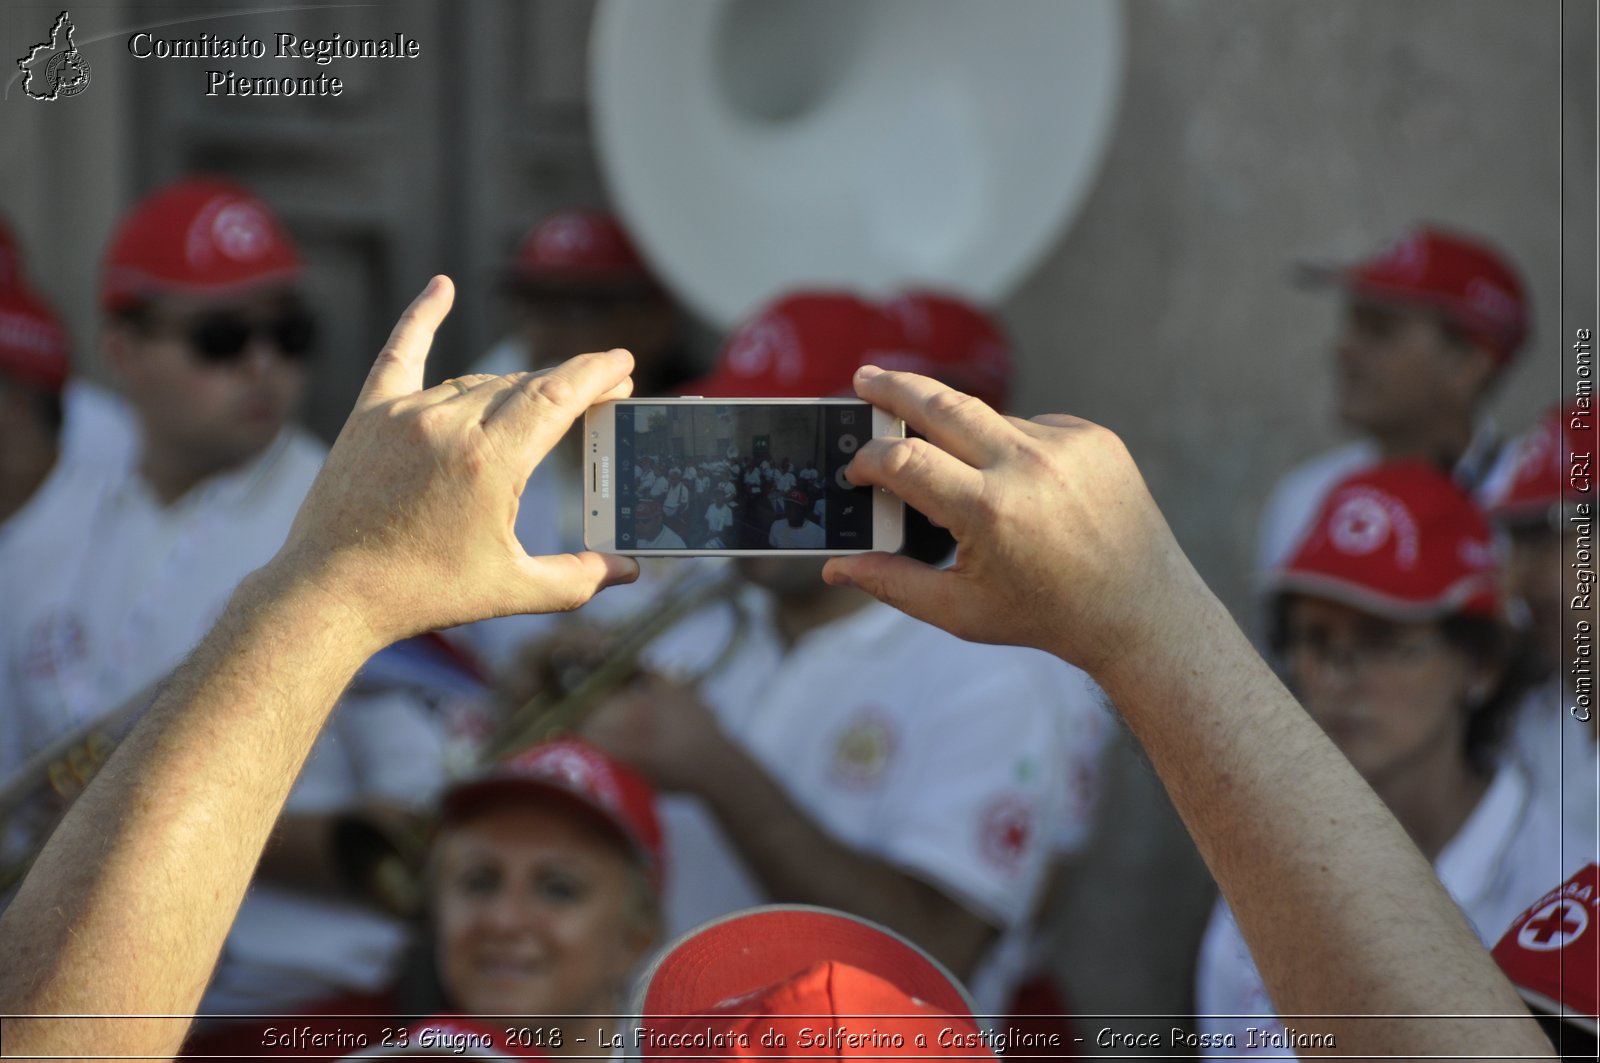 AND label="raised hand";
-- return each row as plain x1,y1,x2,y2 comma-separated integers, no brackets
270,276,640,647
